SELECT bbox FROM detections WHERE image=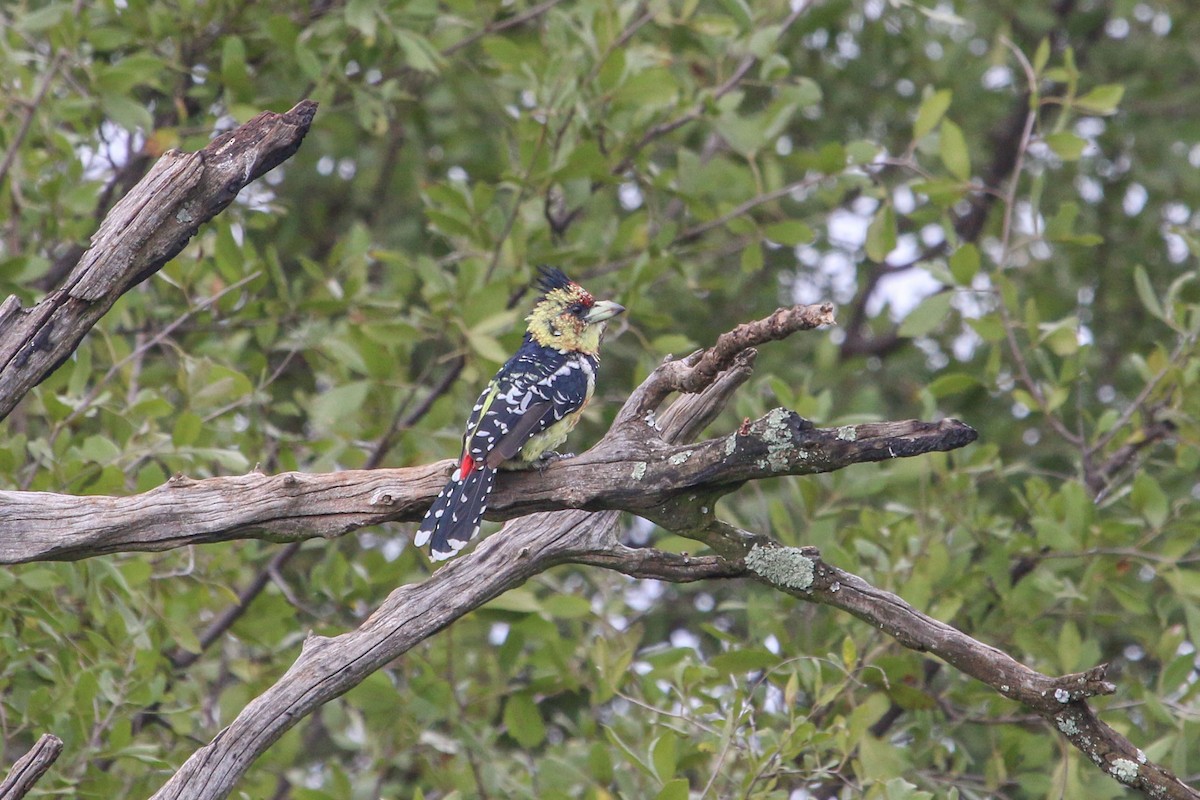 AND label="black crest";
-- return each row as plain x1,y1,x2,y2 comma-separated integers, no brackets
535,266,574,296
